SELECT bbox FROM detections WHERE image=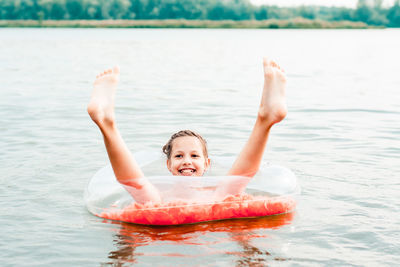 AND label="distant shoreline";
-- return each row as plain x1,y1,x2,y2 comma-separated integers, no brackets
0,19,377,29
